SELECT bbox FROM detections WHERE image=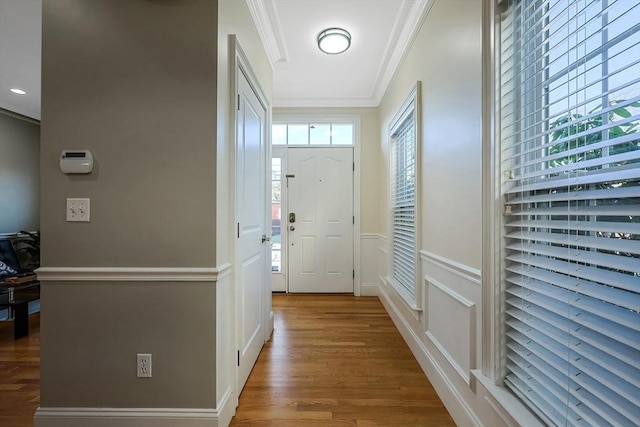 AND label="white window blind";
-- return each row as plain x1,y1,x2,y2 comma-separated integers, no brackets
499,0,640,426
391,110,417,303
